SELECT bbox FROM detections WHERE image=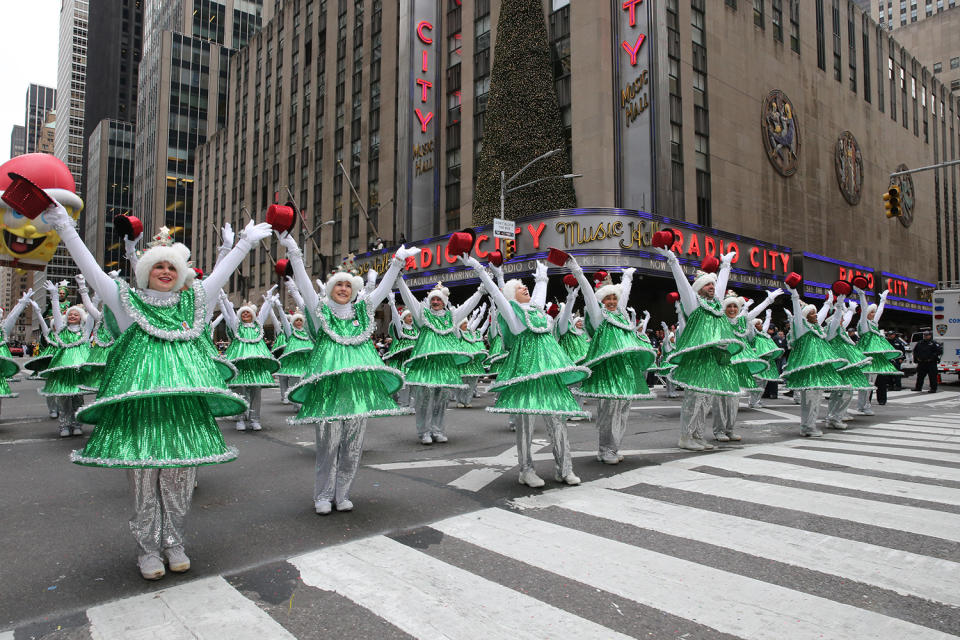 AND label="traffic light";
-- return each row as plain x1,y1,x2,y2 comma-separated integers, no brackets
883,184,901,218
